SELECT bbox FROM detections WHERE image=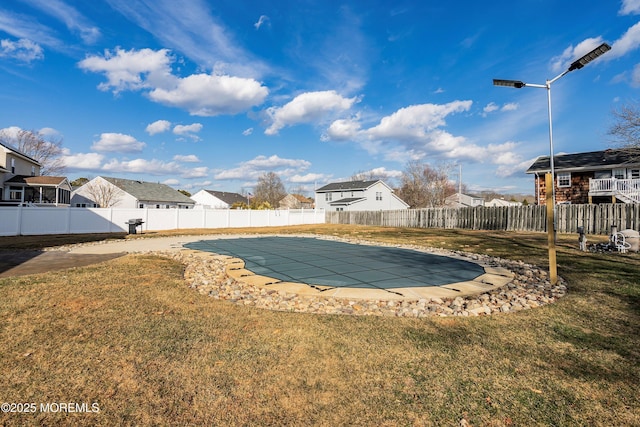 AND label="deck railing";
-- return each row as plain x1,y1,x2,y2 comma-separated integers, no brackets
589,178,640,202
